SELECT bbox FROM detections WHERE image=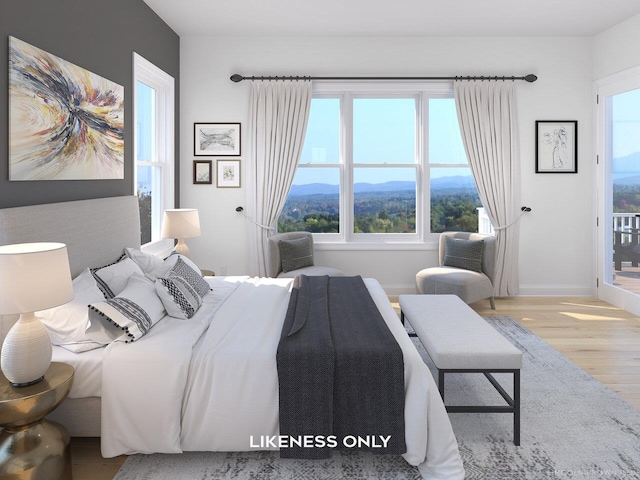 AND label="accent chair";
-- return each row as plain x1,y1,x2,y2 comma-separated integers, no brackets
415,231,496,309
267,232,344,278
